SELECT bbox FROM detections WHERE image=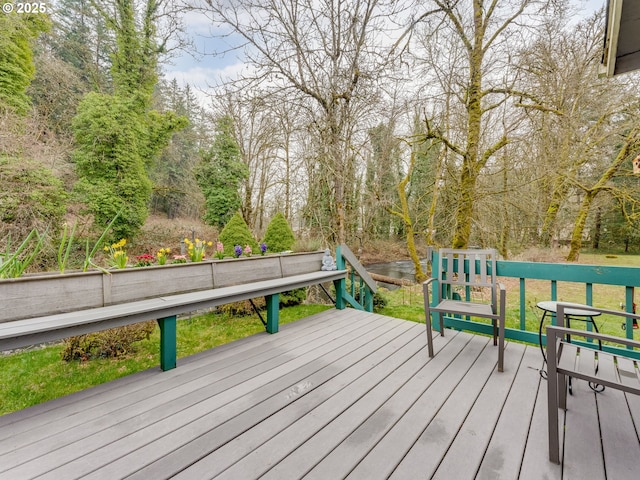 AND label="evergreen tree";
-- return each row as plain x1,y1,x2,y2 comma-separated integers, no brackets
71,1,186,239
0,12,49,114
196,115,248,227
48,0,112,91
218,212,258,256
150,79,209,219
364,123,402,239
262,212,296,253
